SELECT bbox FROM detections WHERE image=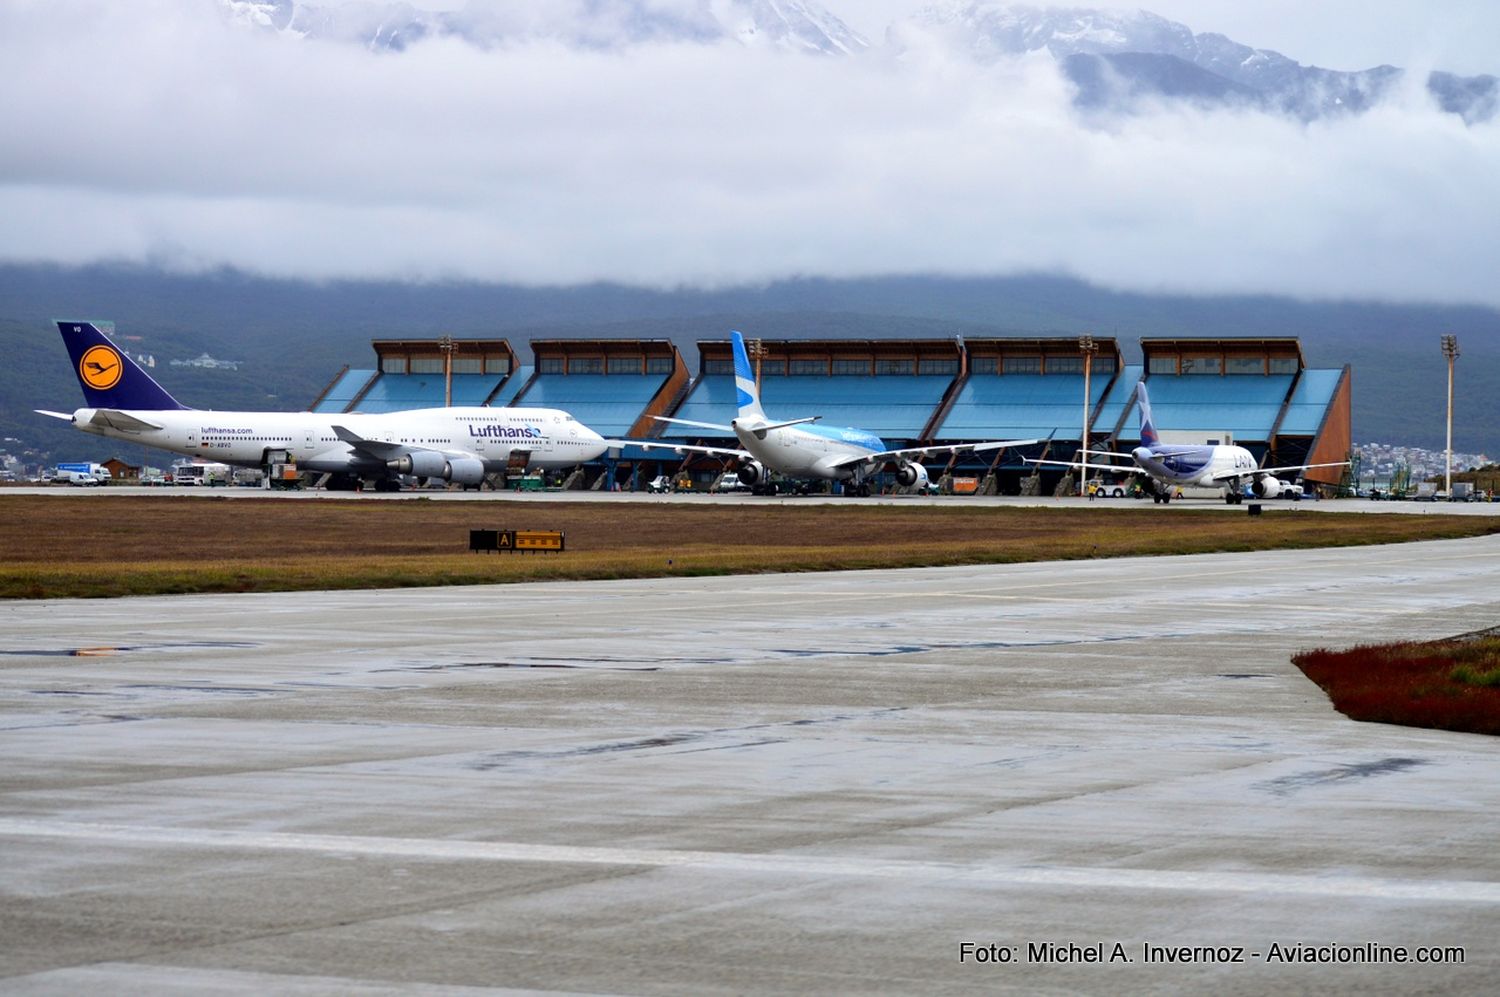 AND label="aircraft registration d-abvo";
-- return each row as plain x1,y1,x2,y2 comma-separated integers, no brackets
37,321,609,490
612,331,1048,496
1031,381,1347,504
